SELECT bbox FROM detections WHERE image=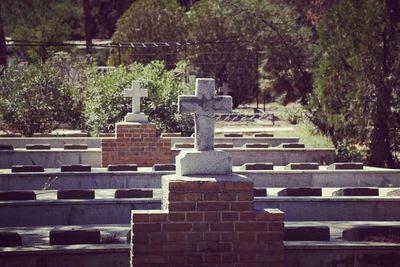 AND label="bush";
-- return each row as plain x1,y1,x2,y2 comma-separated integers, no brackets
0,54,92,136
336,142,367,163
284,102,304,125
84,61,194,135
